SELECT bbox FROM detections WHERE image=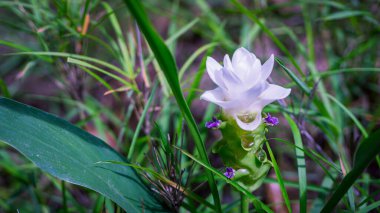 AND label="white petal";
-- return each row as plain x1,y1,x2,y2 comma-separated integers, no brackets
232,47,251,67
200,87,237,109
241,82,269,100
233,112,262,131
257,84,291,107
223,54,234,71
221,54,242,91
231,48,260,81
244,56,261,88
206,56,223,85
221,67,241,92
261,54,274,81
